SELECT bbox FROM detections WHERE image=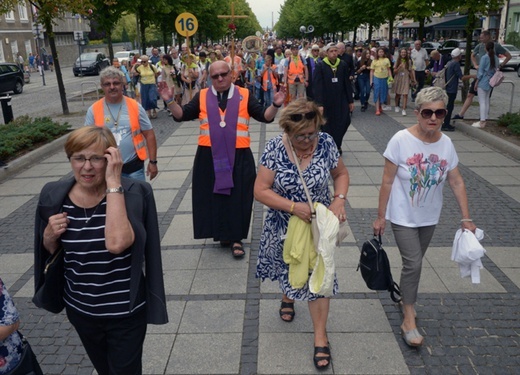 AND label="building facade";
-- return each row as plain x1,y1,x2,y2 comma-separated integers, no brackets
1,2,90,67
